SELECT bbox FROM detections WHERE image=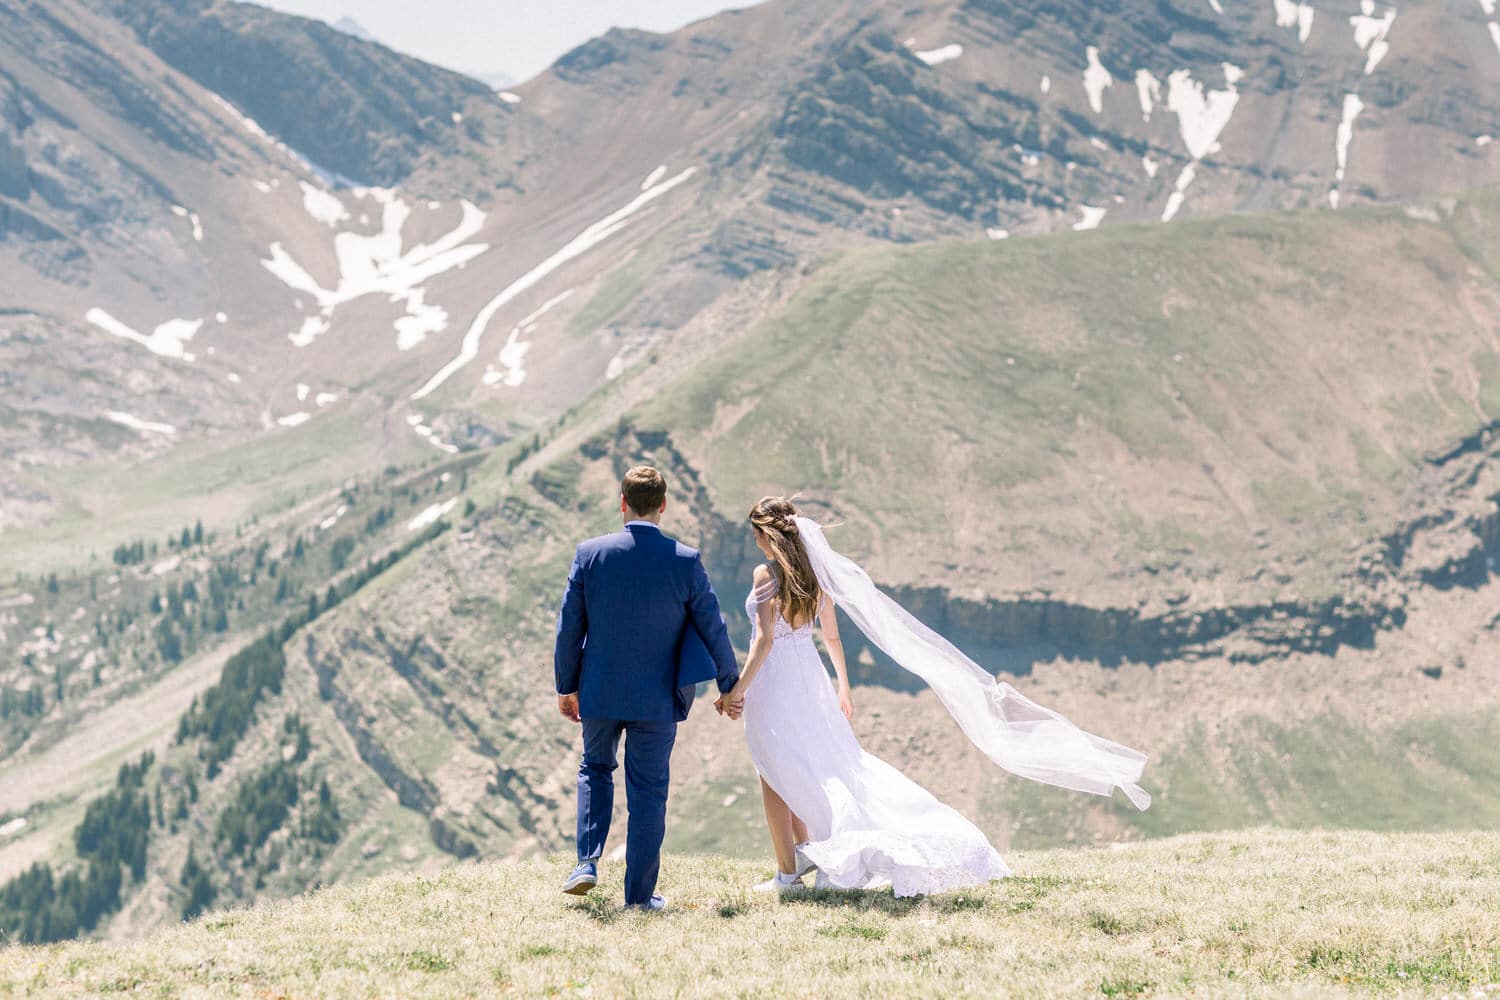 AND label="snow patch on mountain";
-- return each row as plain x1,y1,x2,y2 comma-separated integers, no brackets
209,94,268,139
1040,75,1051,95
1489,22,1500,54
301,183,349,227
105,411,175,436
1135,70,1161,122
1274,0,1316,44
492,328,531,387
1166,64,1242,160
1083,47,1113,115
408,498,457,531
520,290,576,328
1350,4,1396,75
1152,63,1241,221
277,412,311,428
1162,162,1199,222
406,414,458,454
1143,155,1160,179
395,289,449,351
915,44,963,66
641,165,667,191
1331,93,1365,209
86,309,202,361
263,192,487,351
411,169,695,401
1073,206,1107,231
498,91,522,104
288,315,330,348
